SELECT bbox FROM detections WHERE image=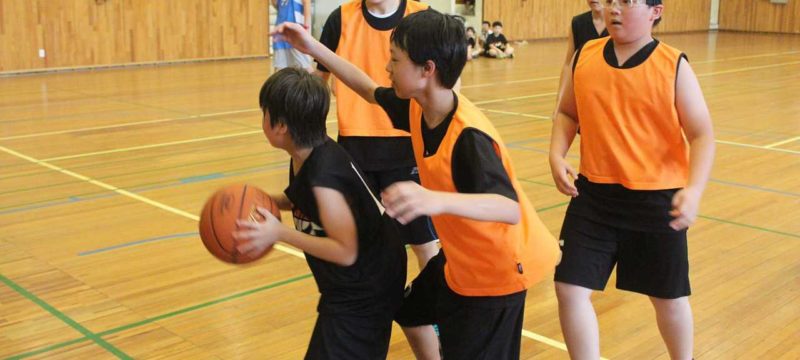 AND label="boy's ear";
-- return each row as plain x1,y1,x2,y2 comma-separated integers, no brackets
651,5,664,22
275,120,289,135
422,60,437,79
